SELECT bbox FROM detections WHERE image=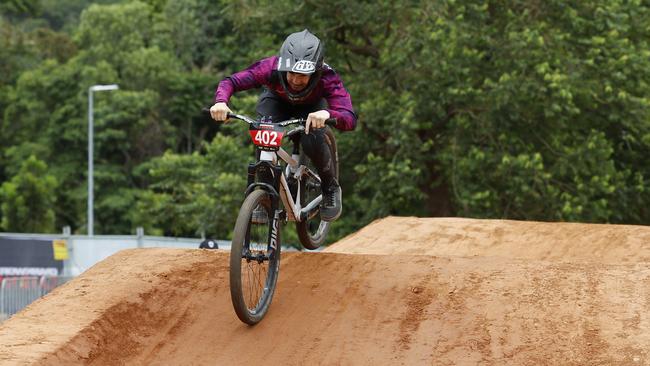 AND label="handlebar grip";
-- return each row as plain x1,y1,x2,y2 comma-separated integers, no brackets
325,118,337,127
202,108,236,121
